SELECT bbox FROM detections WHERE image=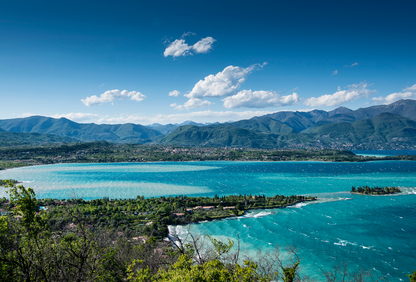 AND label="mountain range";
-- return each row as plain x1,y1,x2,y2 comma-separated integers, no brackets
0,116,163,144
1,99,416,149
